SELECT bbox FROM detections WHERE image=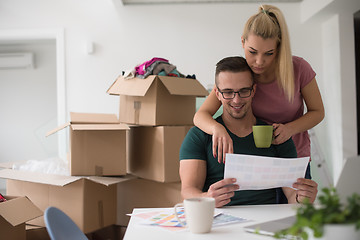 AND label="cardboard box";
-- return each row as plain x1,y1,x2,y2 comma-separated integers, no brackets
86,224,126,240
128,125,192,182
0,168,132,234
0,196,43,240
47,112,129,176
117,177,182,226
26,225,50,240
107,75,208,126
